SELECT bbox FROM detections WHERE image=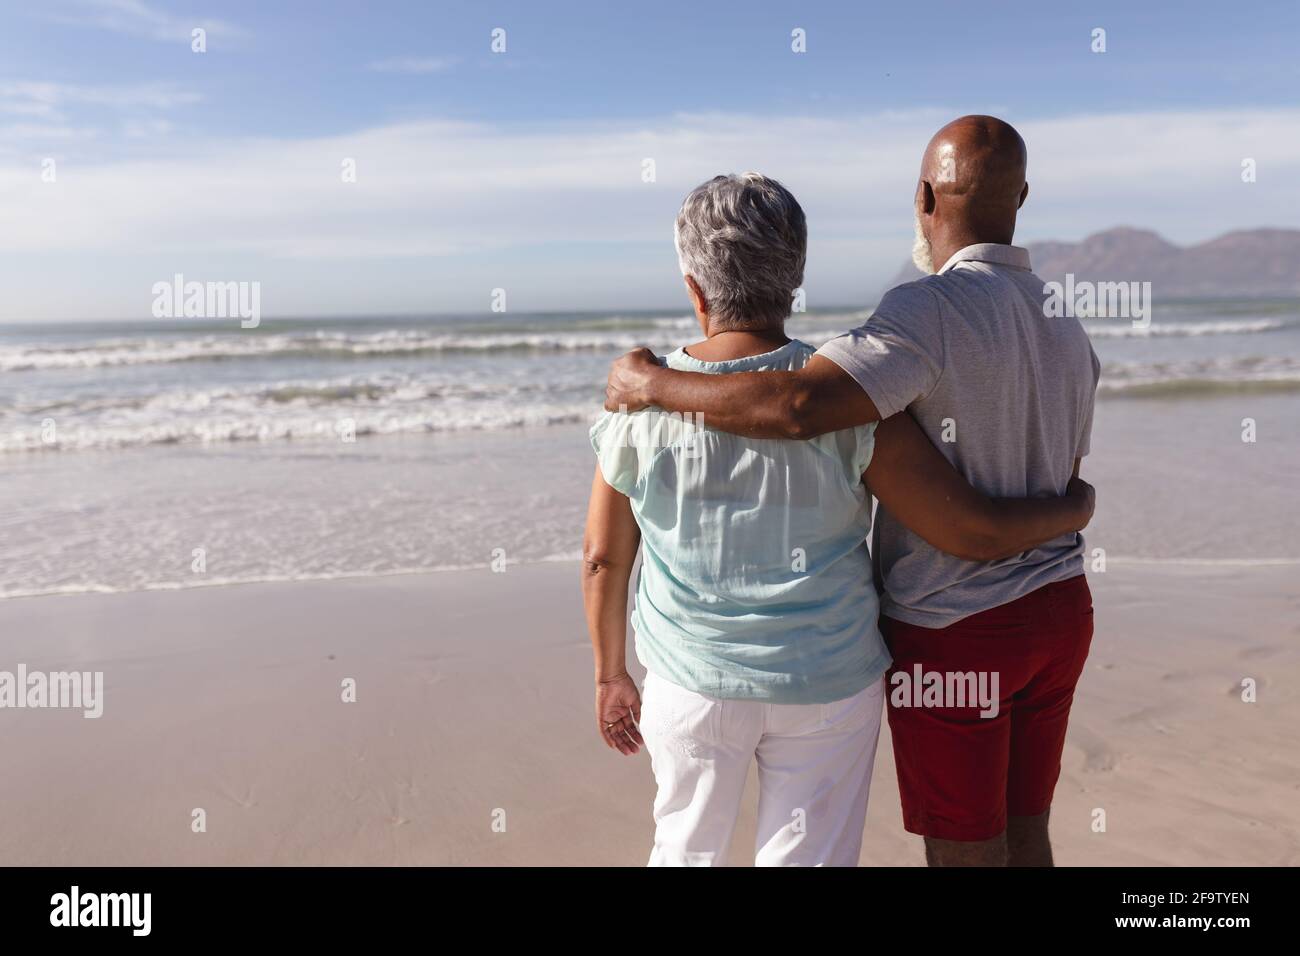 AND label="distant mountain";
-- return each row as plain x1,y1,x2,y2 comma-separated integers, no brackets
884,227,1300,298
